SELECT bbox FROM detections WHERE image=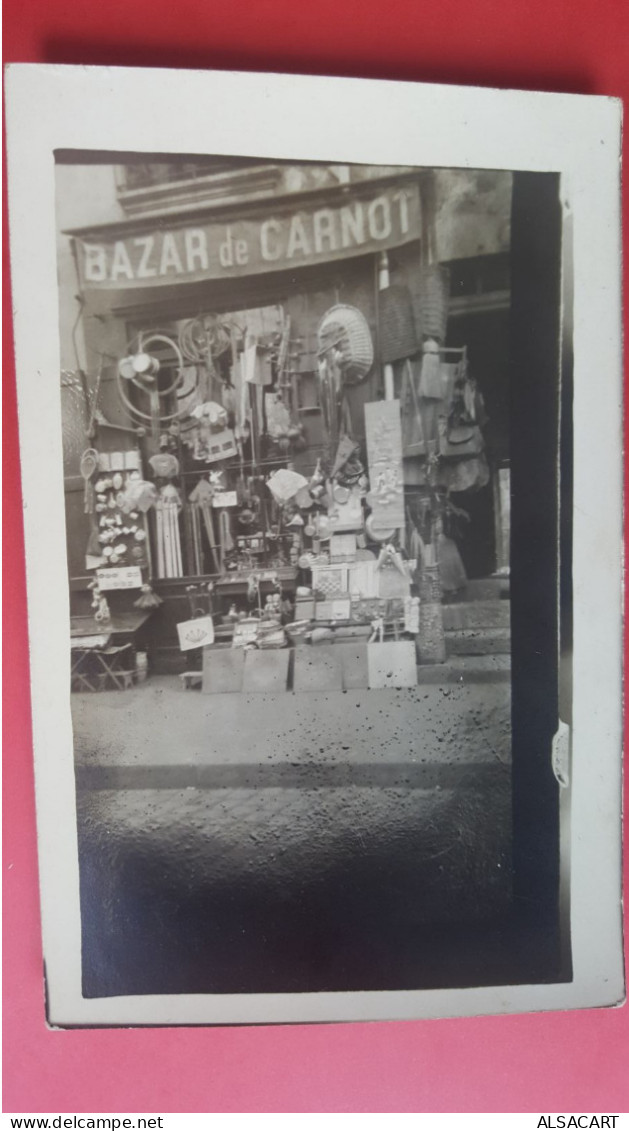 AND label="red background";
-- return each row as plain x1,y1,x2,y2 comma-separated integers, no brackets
3,0,628,1113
